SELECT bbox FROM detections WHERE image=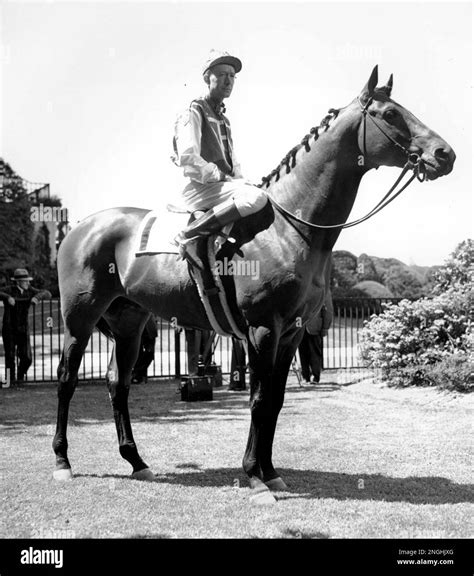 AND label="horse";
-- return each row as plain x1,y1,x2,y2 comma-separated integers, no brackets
53,66,455,504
